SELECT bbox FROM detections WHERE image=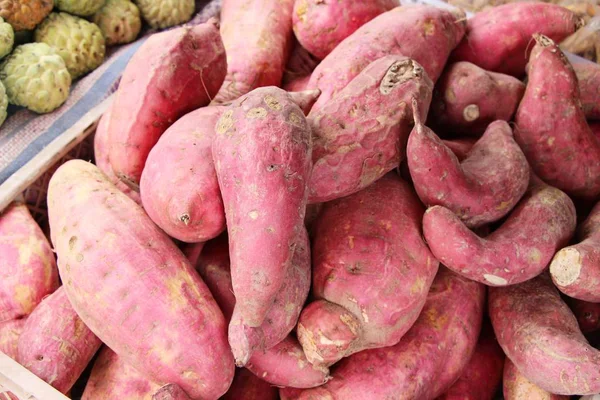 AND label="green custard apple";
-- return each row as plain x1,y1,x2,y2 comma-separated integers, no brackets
92,0,141,46
54,0,106,17
0,80,7,127
135,0,195,29
0,17,14,59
